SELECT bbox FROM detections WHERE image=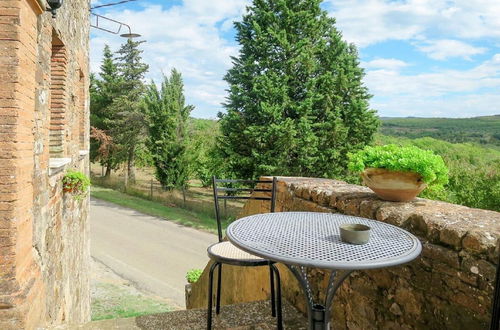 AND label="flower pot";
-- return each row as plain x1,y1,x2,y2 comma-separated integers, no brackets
361,167,427,202
63,183,81,193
